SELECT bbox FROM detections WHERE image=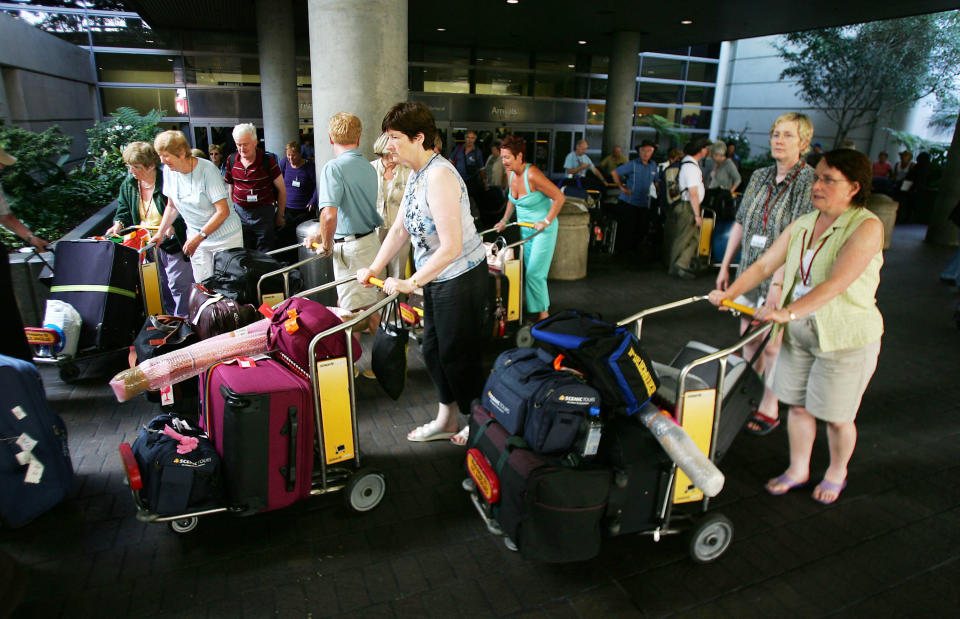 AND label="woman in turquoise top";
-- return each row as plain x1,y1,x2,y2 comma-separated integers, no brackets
494,135,565,321
708,150,884,505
